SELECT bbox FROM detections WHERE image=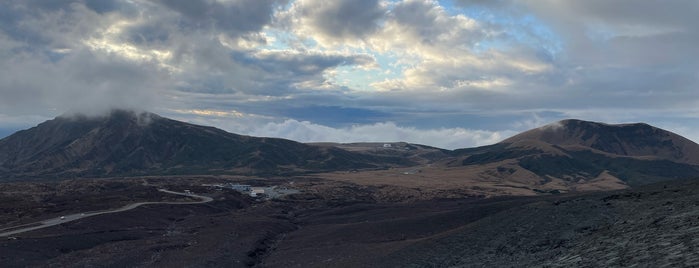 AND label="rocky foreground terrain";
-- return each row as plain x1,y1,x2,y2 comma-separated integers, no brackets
375,180,699,267
1,176,698,267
